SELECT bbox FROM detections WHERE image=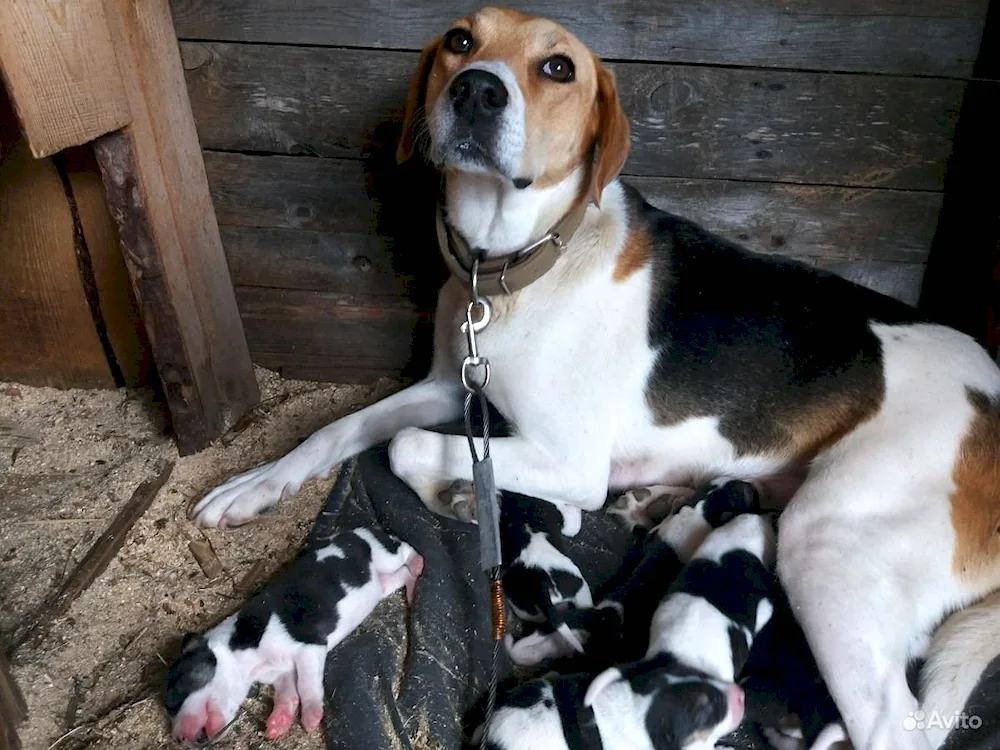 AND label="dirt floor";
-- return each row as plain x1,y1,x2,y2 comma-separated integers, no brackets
0,367,399,750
